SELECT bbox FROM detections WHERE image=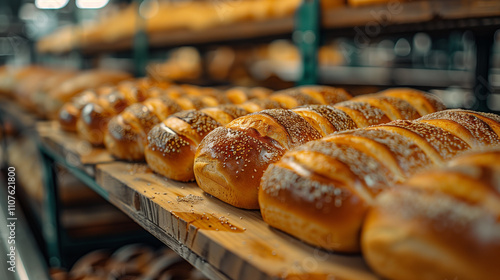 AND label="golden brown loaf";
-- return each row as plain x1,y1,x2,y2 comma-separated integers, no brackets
58,87,114,132
268,85,352,108
362,149,500,280
259,110,500,253
194,89,441,209
224,86,272,104
104,97,186,161
145,105,250,181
